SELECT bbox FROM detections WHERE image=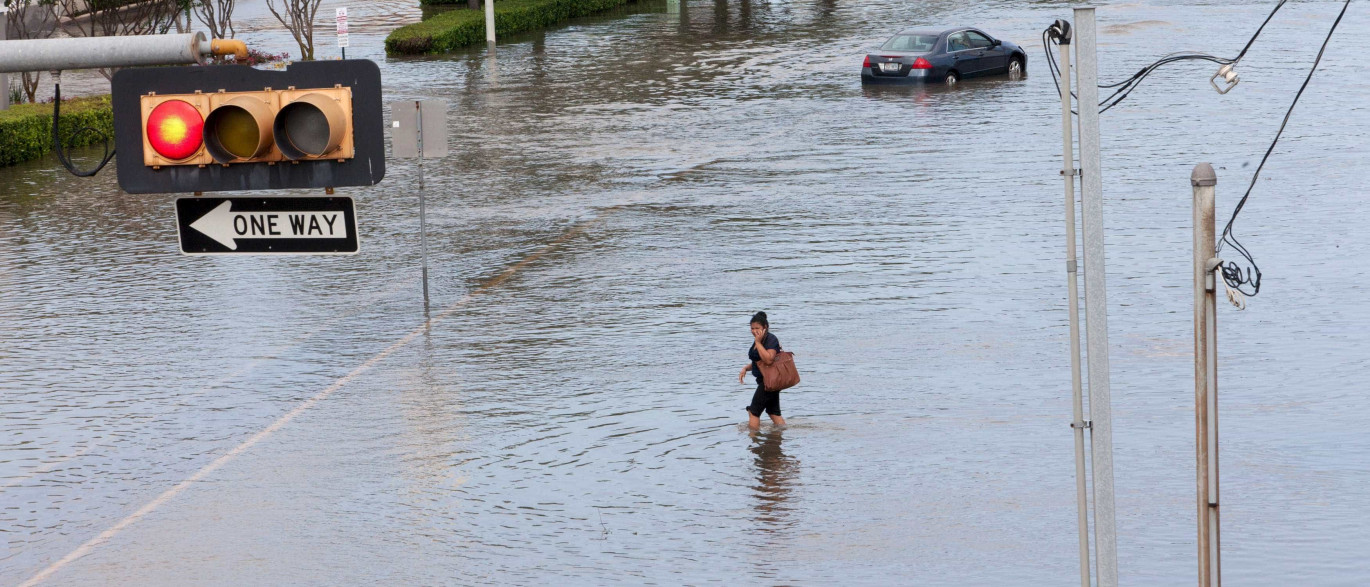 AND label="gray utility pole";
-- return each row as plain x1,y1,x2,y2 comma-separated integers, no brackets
1054,20,1091,587
1191,163,1221,587
0,33,247,74
1073,7,1119,586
